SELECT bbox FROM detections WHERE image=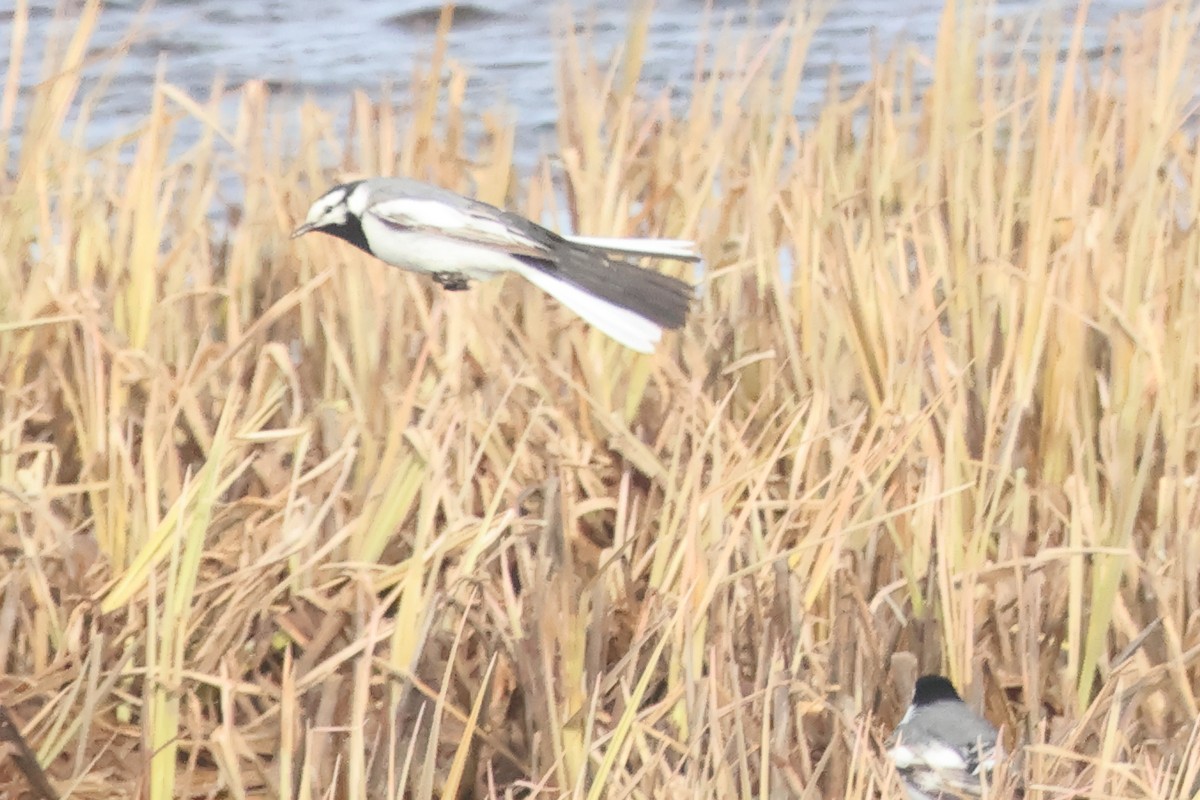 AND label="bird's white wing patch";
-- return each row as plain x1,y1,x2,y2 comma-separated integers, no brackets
369,198,547,257
371,198,471,230
913,742,971,772
888,741,968,771
887,743,922,769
